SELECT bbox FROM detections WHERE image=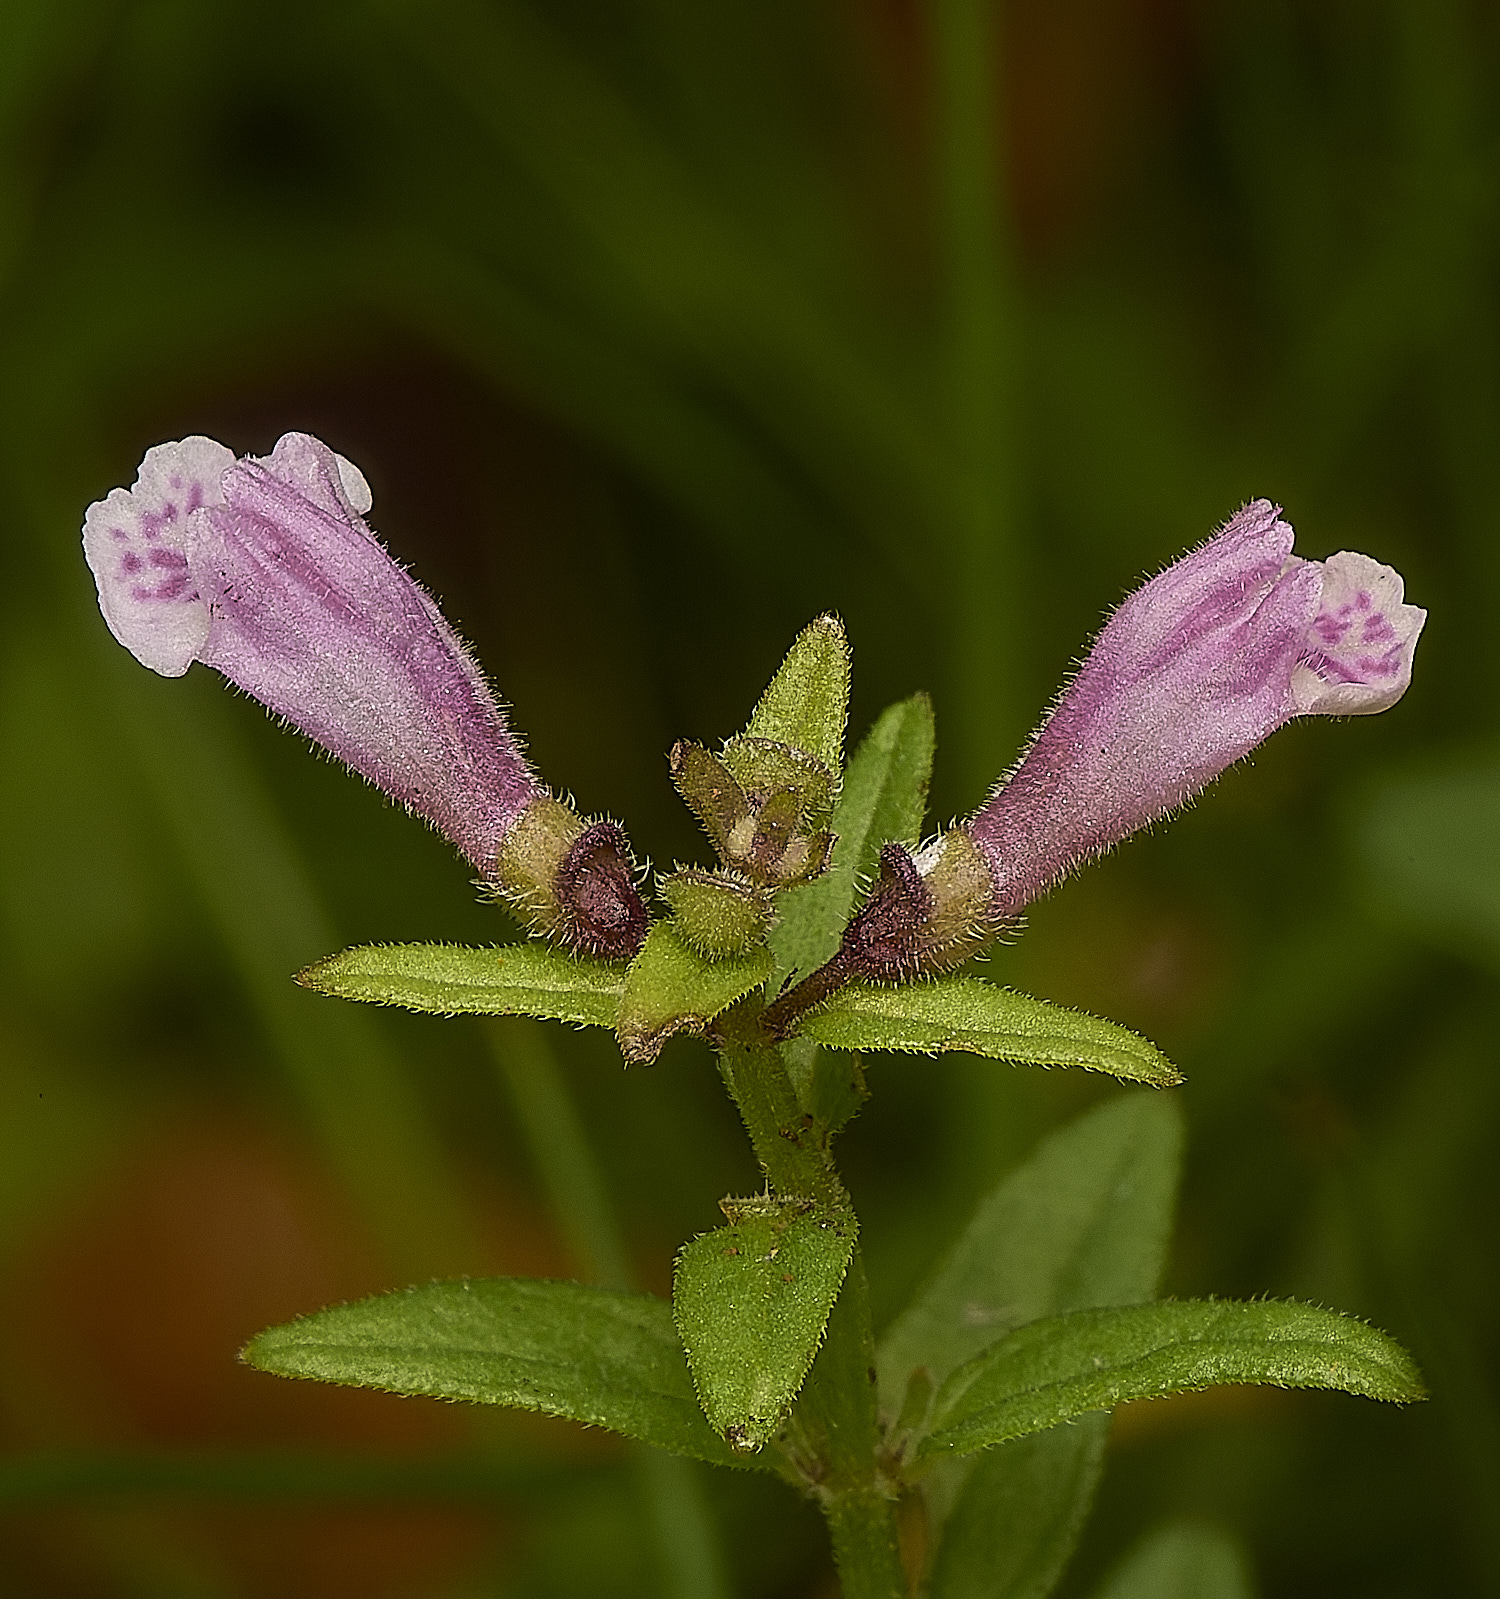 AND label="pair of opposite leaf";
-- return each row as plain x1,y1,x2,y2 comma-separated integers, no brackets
85,430,1427,1035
